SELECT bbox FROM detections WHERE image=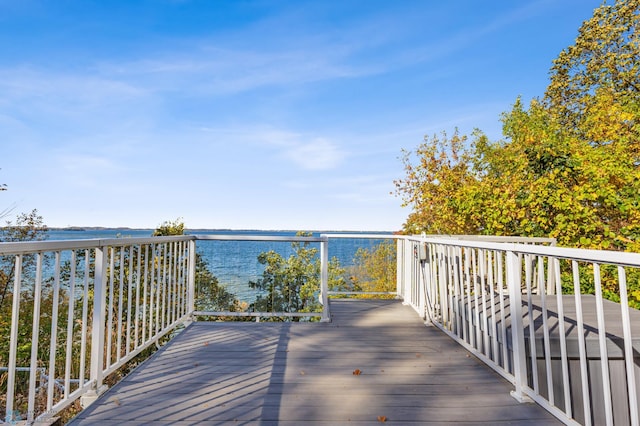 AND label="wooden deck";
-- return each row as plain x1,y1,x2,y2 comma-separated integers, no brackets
69,300,561,425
